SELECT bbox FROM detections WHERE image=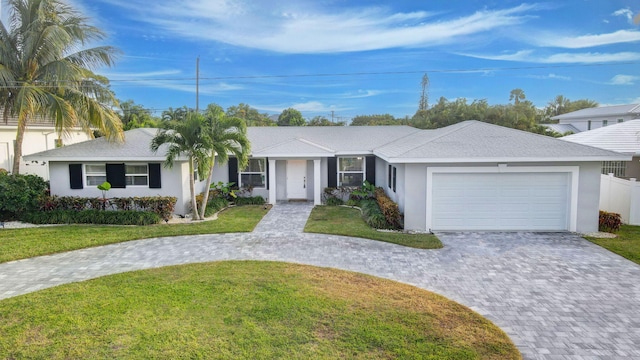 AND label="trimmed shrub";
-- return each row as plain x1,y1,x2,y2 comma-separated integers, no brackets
360,199,388,229
374,187,402,229
40,196,176,221
0,172,48,220
599,210,622,233
203,197,229,218
235,196,265,206
325,197,344,206
21,210,160,225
